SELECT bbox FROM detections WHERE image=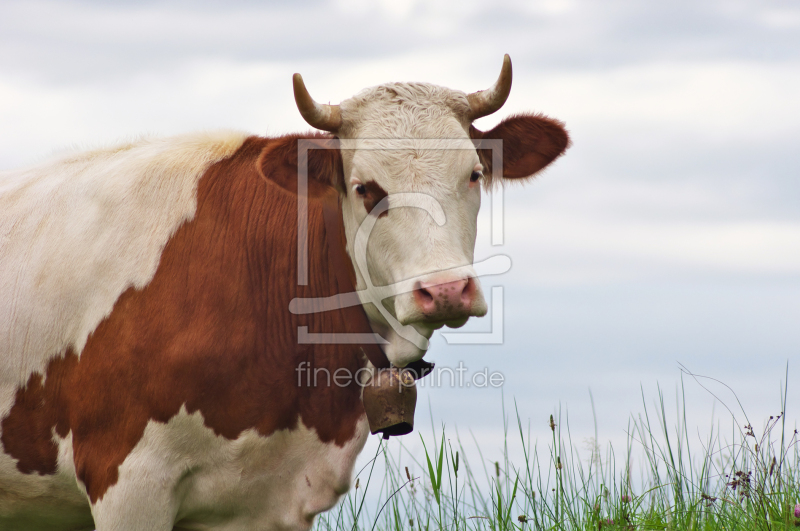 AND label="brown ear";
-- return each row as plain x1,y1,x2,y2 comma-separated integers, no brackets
471,113,570,183
257,133,344,197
